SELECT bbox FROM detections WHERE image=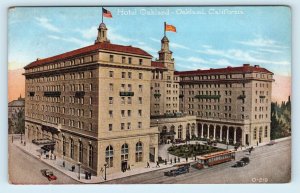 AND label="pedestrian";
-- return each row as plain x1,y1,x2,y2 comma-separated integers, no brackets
72,165,75,172
147,162,150,168
186,157,188,162
174,157,176,163
178,157,180,162
156,161,160,167
62,161,65,167
257,141,259,146
165,159,167,165
170,159,172,164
